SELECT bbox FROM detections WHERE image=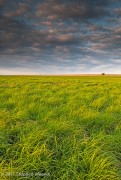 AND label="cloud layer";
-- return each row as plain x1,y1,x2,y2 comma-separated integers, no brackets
0,0,121,74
